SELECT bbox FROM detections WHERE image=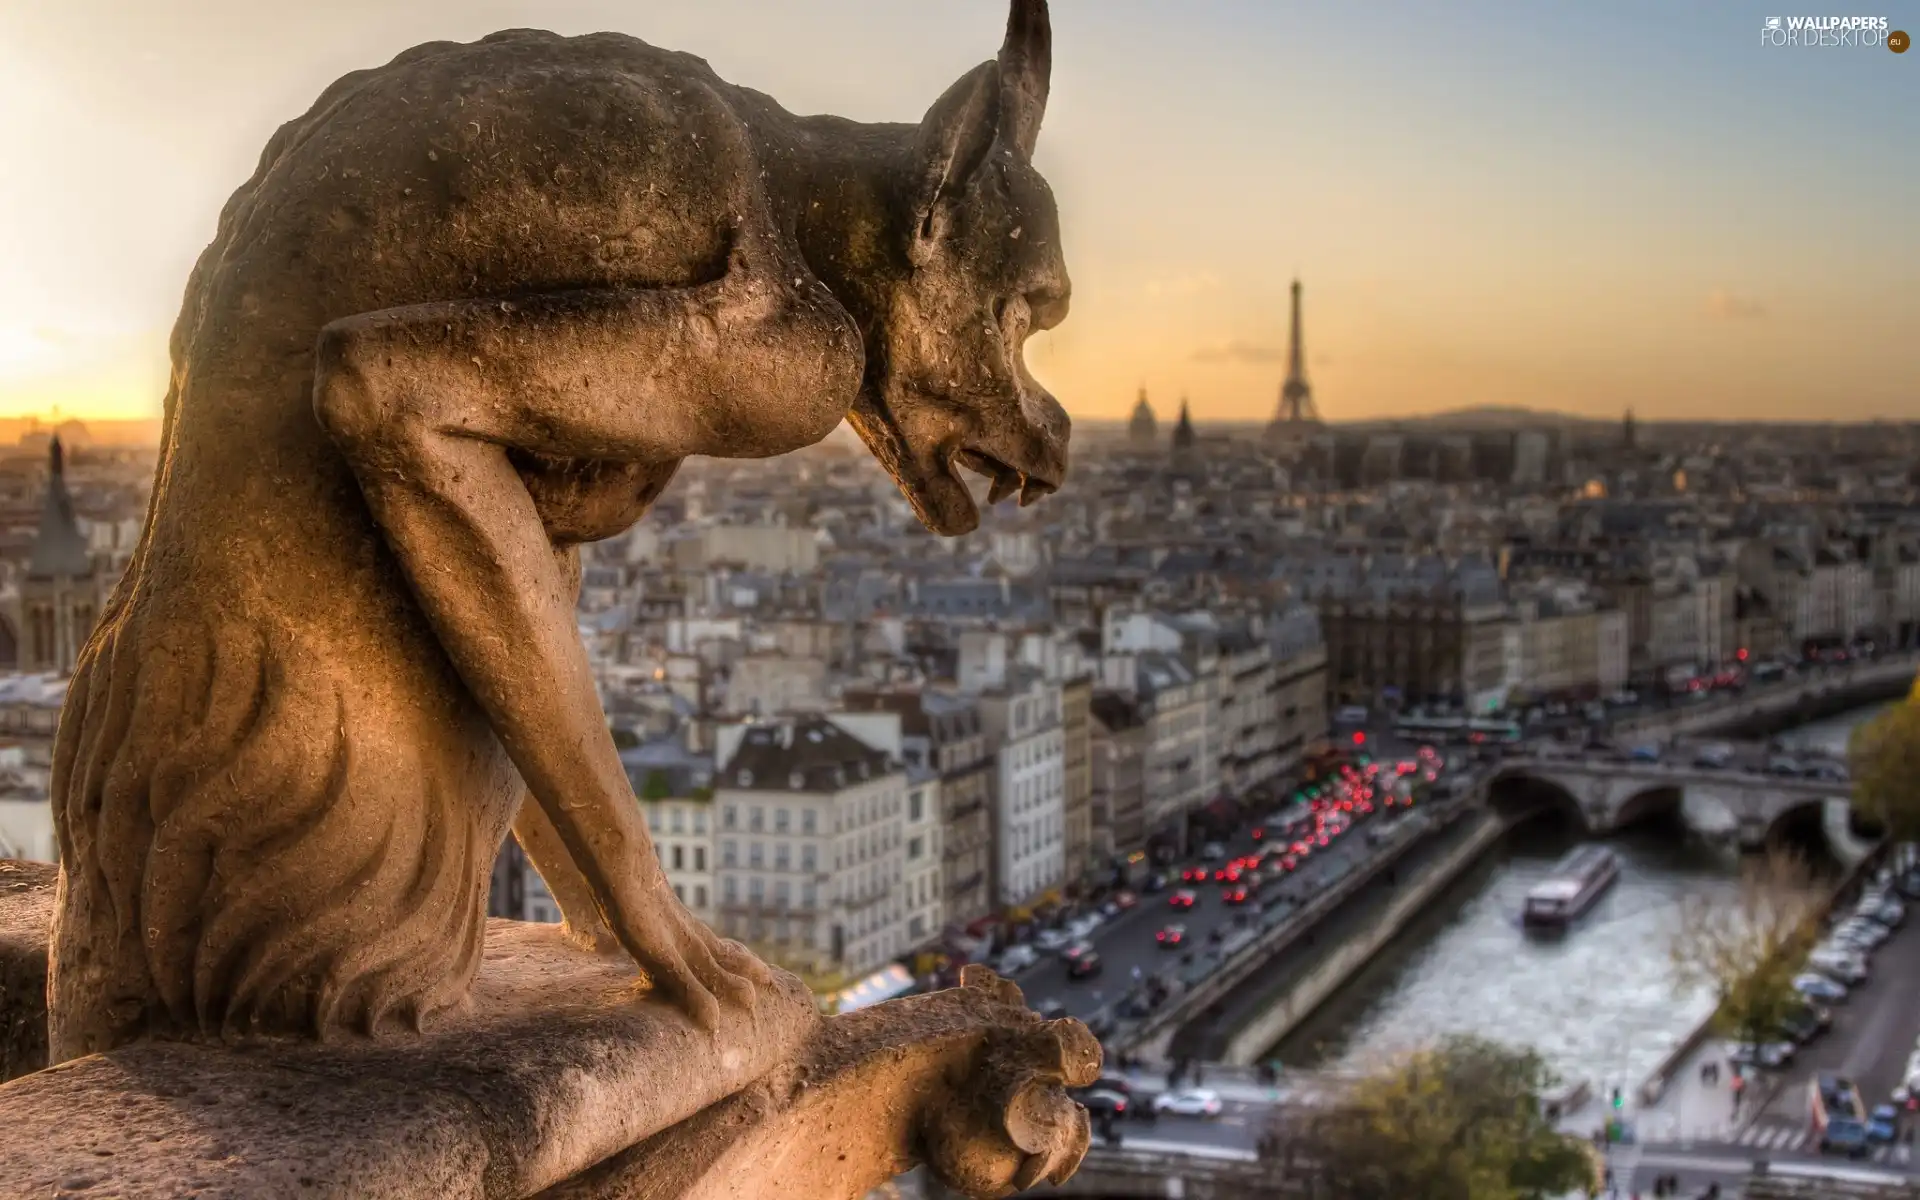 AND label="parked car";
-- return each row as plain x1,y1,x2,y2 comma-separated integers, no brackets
1794,973,1849,1003
1868,1105,1900,1143
1807,952,1869,985
1035,928,1073,952
1731,1042,1795,1070
1836,919,1890,948
1152,1088,1224,1118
